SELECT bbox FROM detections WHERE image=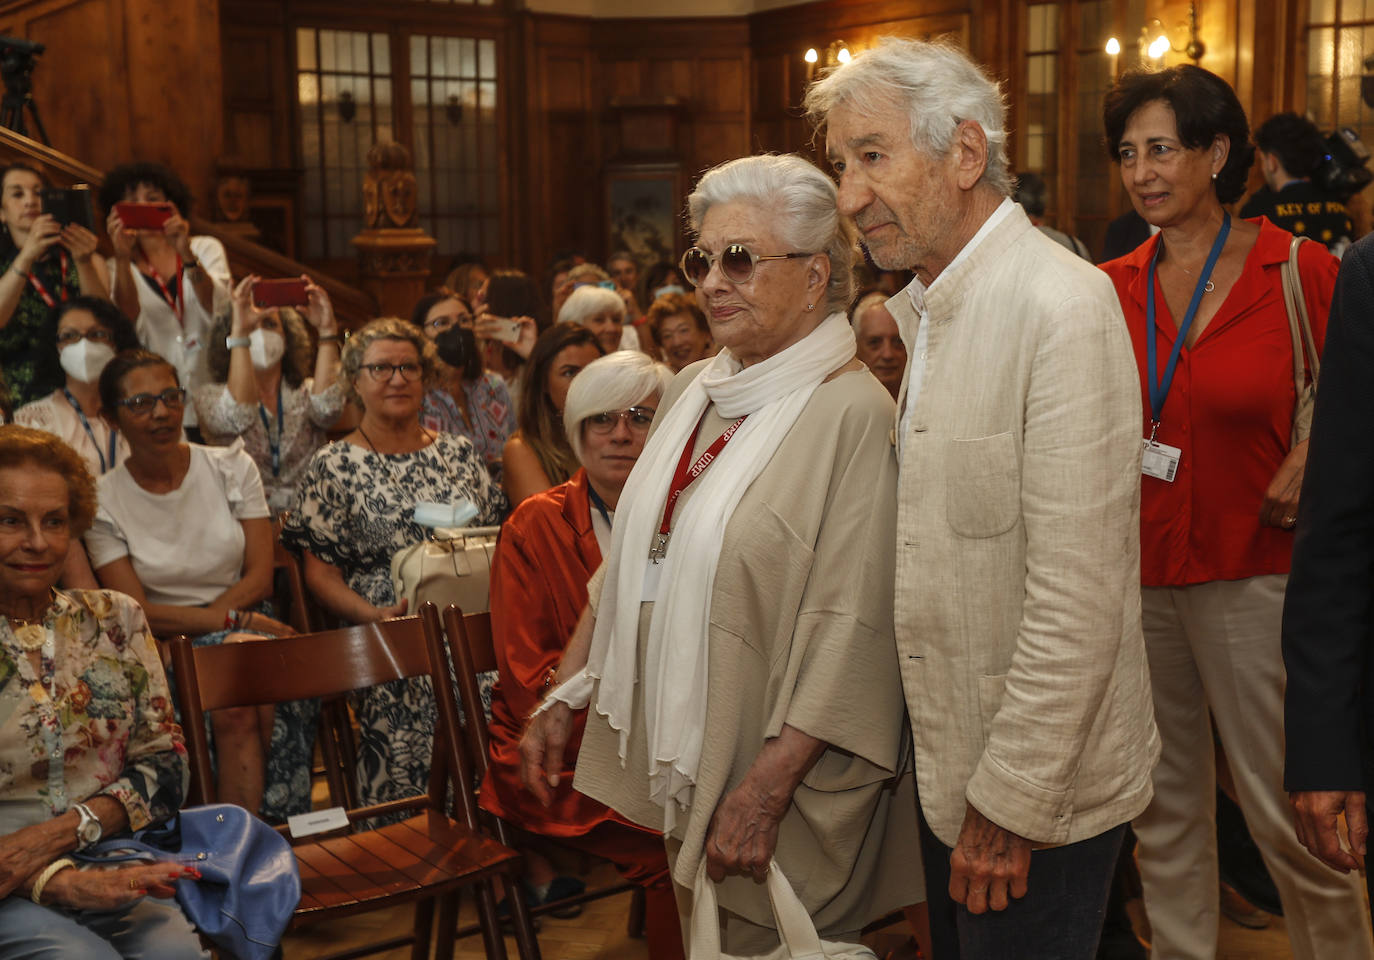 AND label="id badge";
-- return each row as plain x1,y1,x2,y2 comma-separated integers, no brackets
1142,438,1181,483
641,559,662,602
